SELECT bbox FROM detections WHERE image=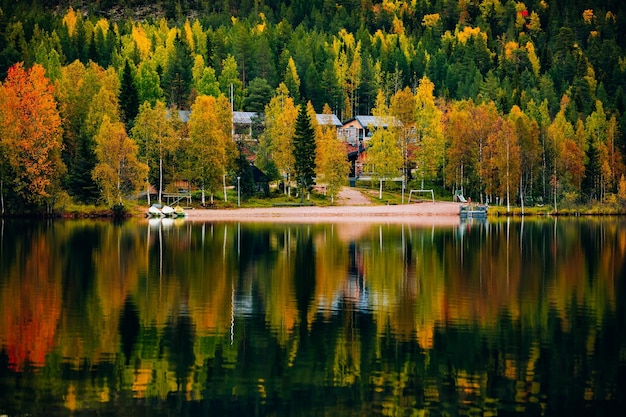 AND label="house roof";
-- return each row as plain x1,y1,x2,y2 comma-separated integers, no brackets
233,111,258,125
252,165,268,182
168,110,258,125
347,115,403,129
166,110,191,123
316,113,342,127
